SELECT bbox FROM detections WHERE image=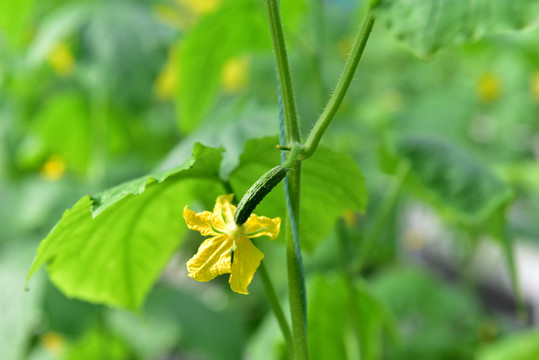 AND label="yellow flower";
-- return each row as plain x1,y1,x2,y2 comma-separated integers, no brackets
40,155,66,181
221,56,249,94
476,72,501,103
531,71,539,103
47,42,75,76
183,194,280,294
40,331,66,356
154,45,179,100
